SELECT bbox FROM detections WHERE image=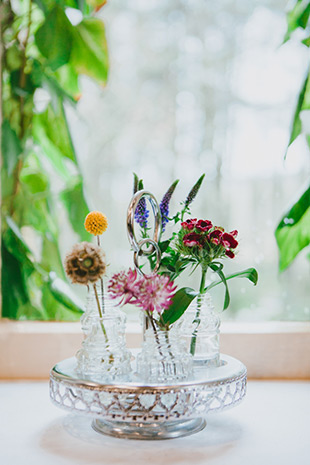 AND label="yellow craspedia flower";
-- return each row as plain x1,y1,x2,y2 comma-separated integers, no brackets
84,211,108,235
